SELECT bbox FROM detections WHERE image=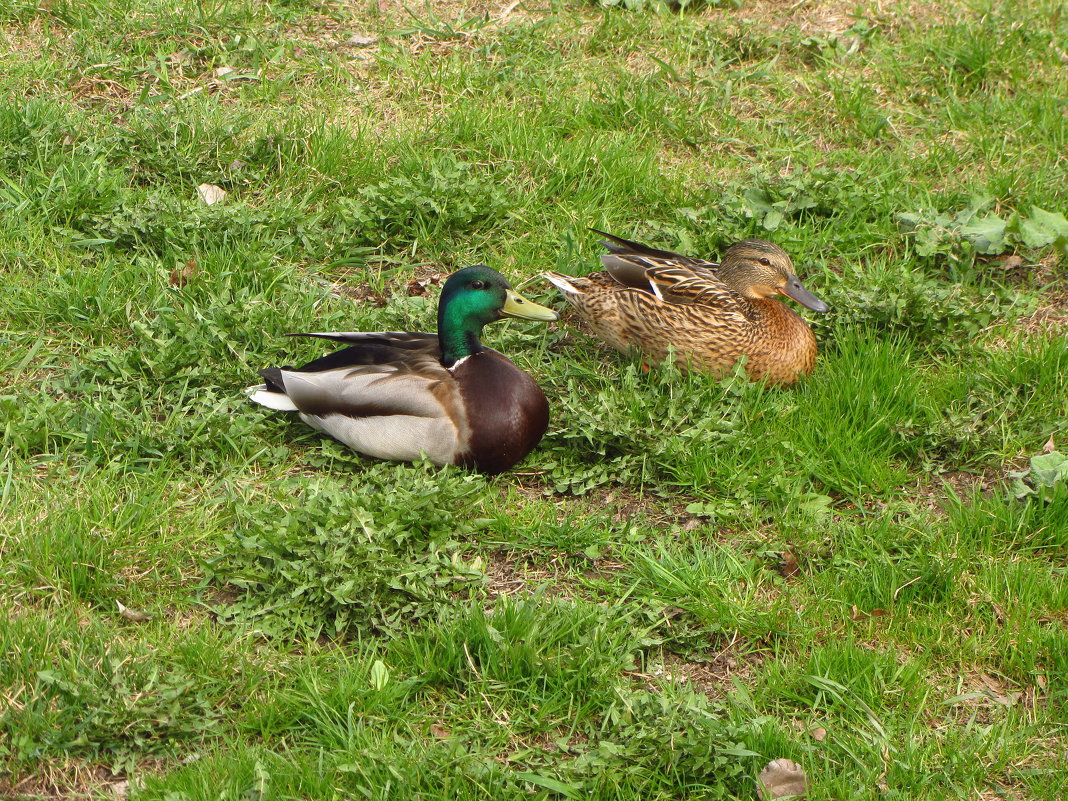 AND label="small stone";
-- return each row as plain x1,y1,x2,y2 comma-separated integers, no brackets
341,33,378,48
